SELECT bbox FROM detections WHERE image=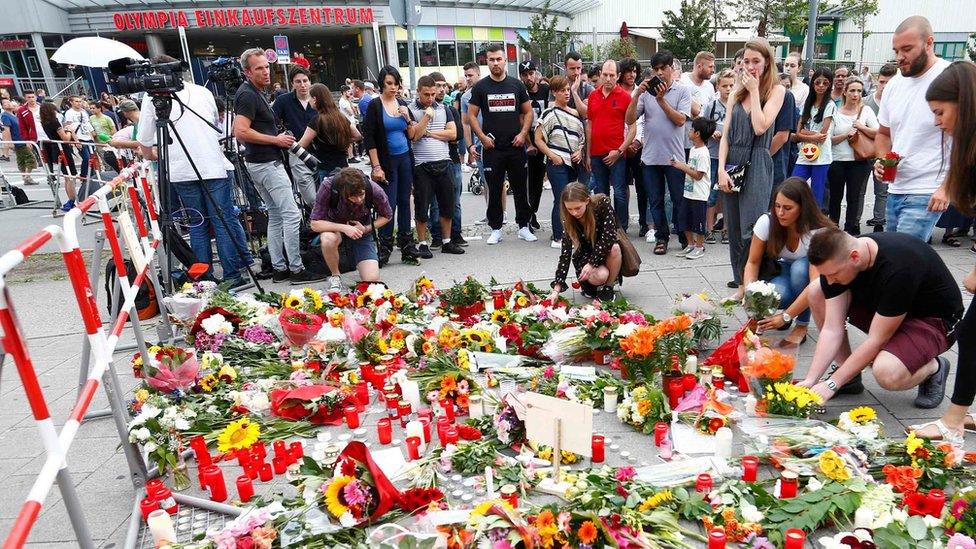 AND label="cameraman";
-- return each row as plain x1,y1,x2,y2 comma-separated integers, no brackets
136,55,253,286
310,167,391,291
271,66,317,204
233,48,323,285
